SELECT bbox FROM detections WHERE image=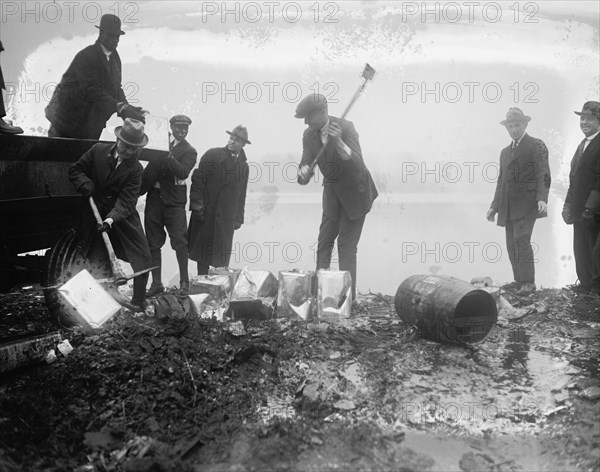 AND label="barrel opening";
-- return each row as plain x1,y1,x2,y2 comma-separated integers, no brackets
453,291,498,343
